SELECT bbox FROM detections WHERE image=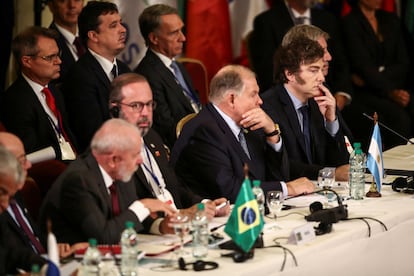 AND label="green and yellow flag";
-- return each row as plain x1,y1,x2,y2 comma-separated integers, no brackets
224,178,264,253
